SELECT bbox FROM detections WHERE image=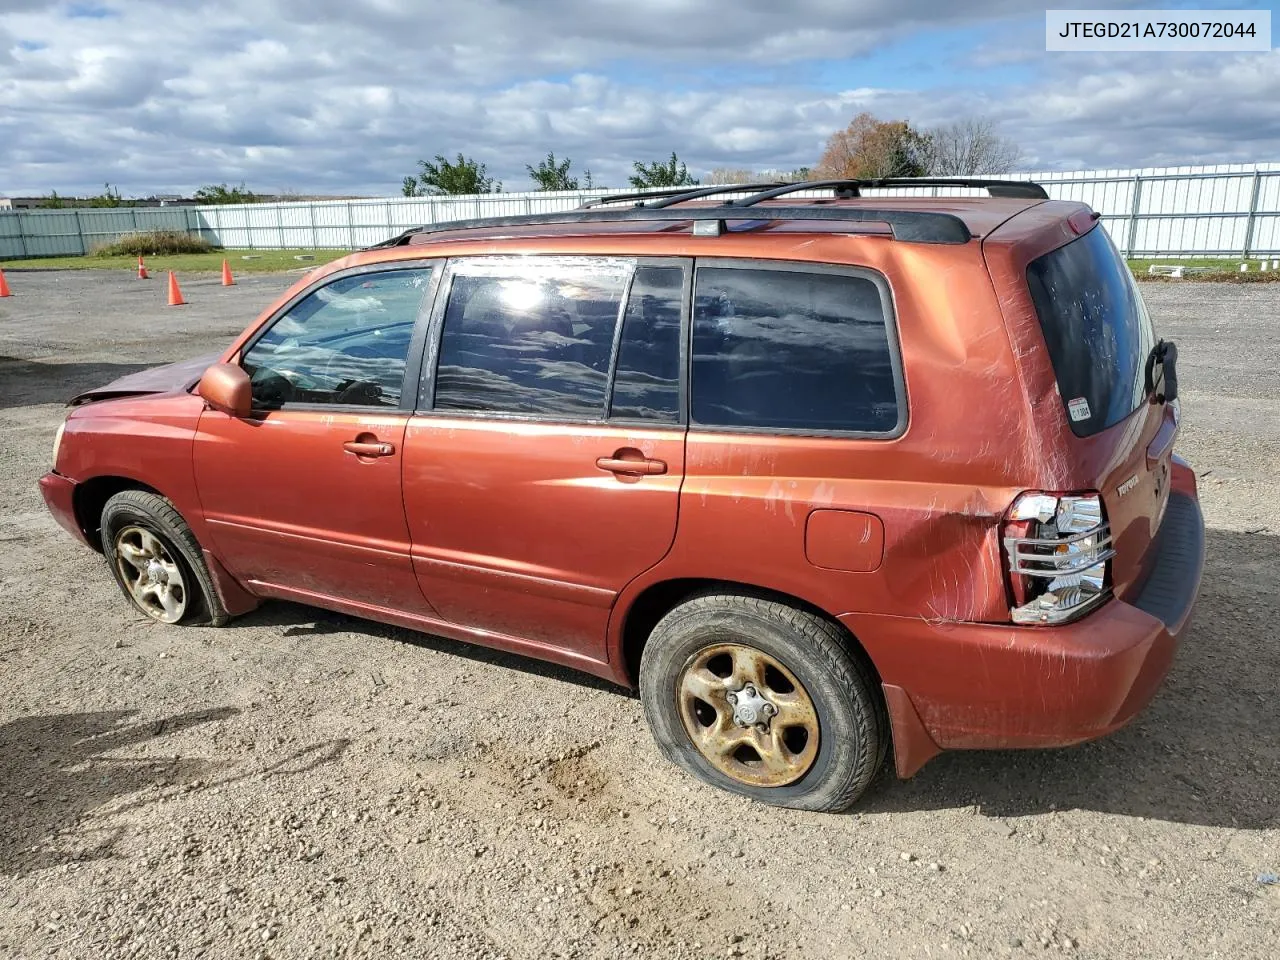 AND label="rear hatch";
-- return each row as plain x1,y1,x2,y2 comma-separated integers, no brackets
1024,225,1176,601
